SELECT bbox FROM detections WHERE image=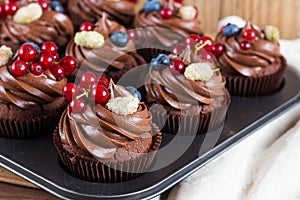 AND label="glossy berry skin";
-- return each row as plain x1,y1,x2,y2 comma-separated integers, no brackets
223,24,240,37
125,86,141,101
41,41,58,54
170,59,185,74
38,0,49,10
62,83,80,101
69,99,86,114
50,1,64,13
173,44,186,55
128,0,138,4
10,60,28,77
97,76,109,87
79,22,93,32
151,54,170,71
60,56,77,76
24,42,41,54
127,29,136,40
52,53,60,62
160,8,173,20
0,4,6,18
30,63,43,76
18,44,37,62
240,40,252,50
50,64,64,80
4,2,18,16
39,53,54,70
198,52,213,62
199,36,214,52
144,0,161,13
212,43,225,56
91,85,110,105
185,34,201,48
110,31,129,47
243,29,256,41
80,72,97,88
